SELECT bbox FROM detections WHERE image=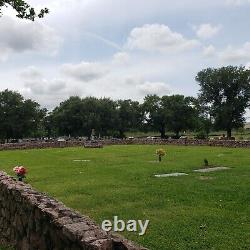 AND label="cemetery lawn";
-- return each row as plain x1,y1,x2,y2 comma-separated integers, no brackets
0,145,249,250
